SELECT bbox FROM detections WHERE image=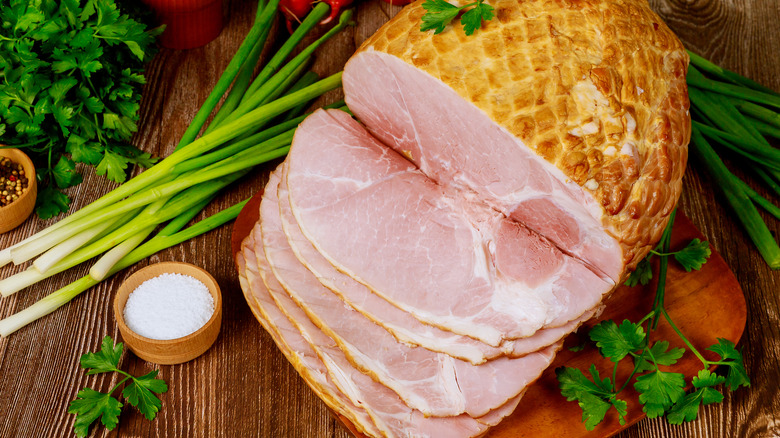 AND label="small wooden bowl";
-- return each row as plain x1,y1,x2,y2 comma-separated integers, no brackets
114,262,222,365
0,148,37,234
